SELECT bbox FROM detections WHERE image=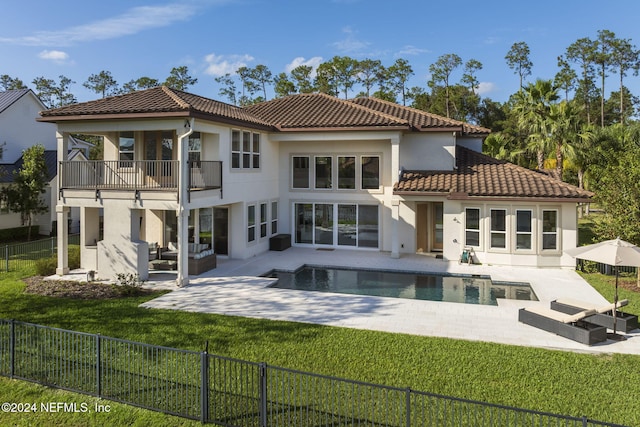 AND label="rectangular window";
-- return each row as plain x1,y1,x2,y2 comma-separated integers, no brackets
542,210,558,250
252,133,260,169
292,156,310,188
361,156,380,189
315,156,332,189
338,156,356,189
242,131,251,168
247,205,256,242
490,209,507,249
231,130,240,168
358,205,379,248
271,201,278,235
188,132,201,163
516,210,533,250
119,131,135,167
465,208,480,247
260,202,268,238
232,130,260,169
